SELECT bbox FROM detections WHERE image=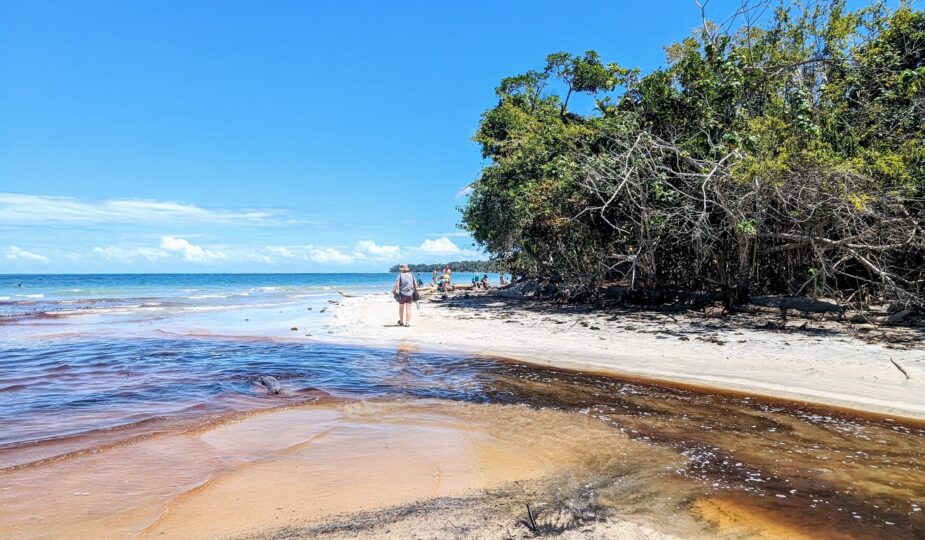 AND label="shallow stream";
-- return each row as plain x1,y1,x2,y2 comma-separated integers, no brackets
1,337,923,538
